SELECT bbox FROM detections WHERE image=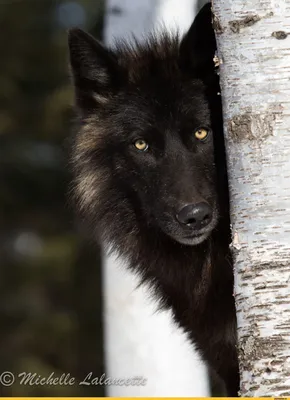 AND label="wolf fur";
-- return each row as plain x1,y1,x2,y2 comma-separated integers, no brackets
68,3,239,395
